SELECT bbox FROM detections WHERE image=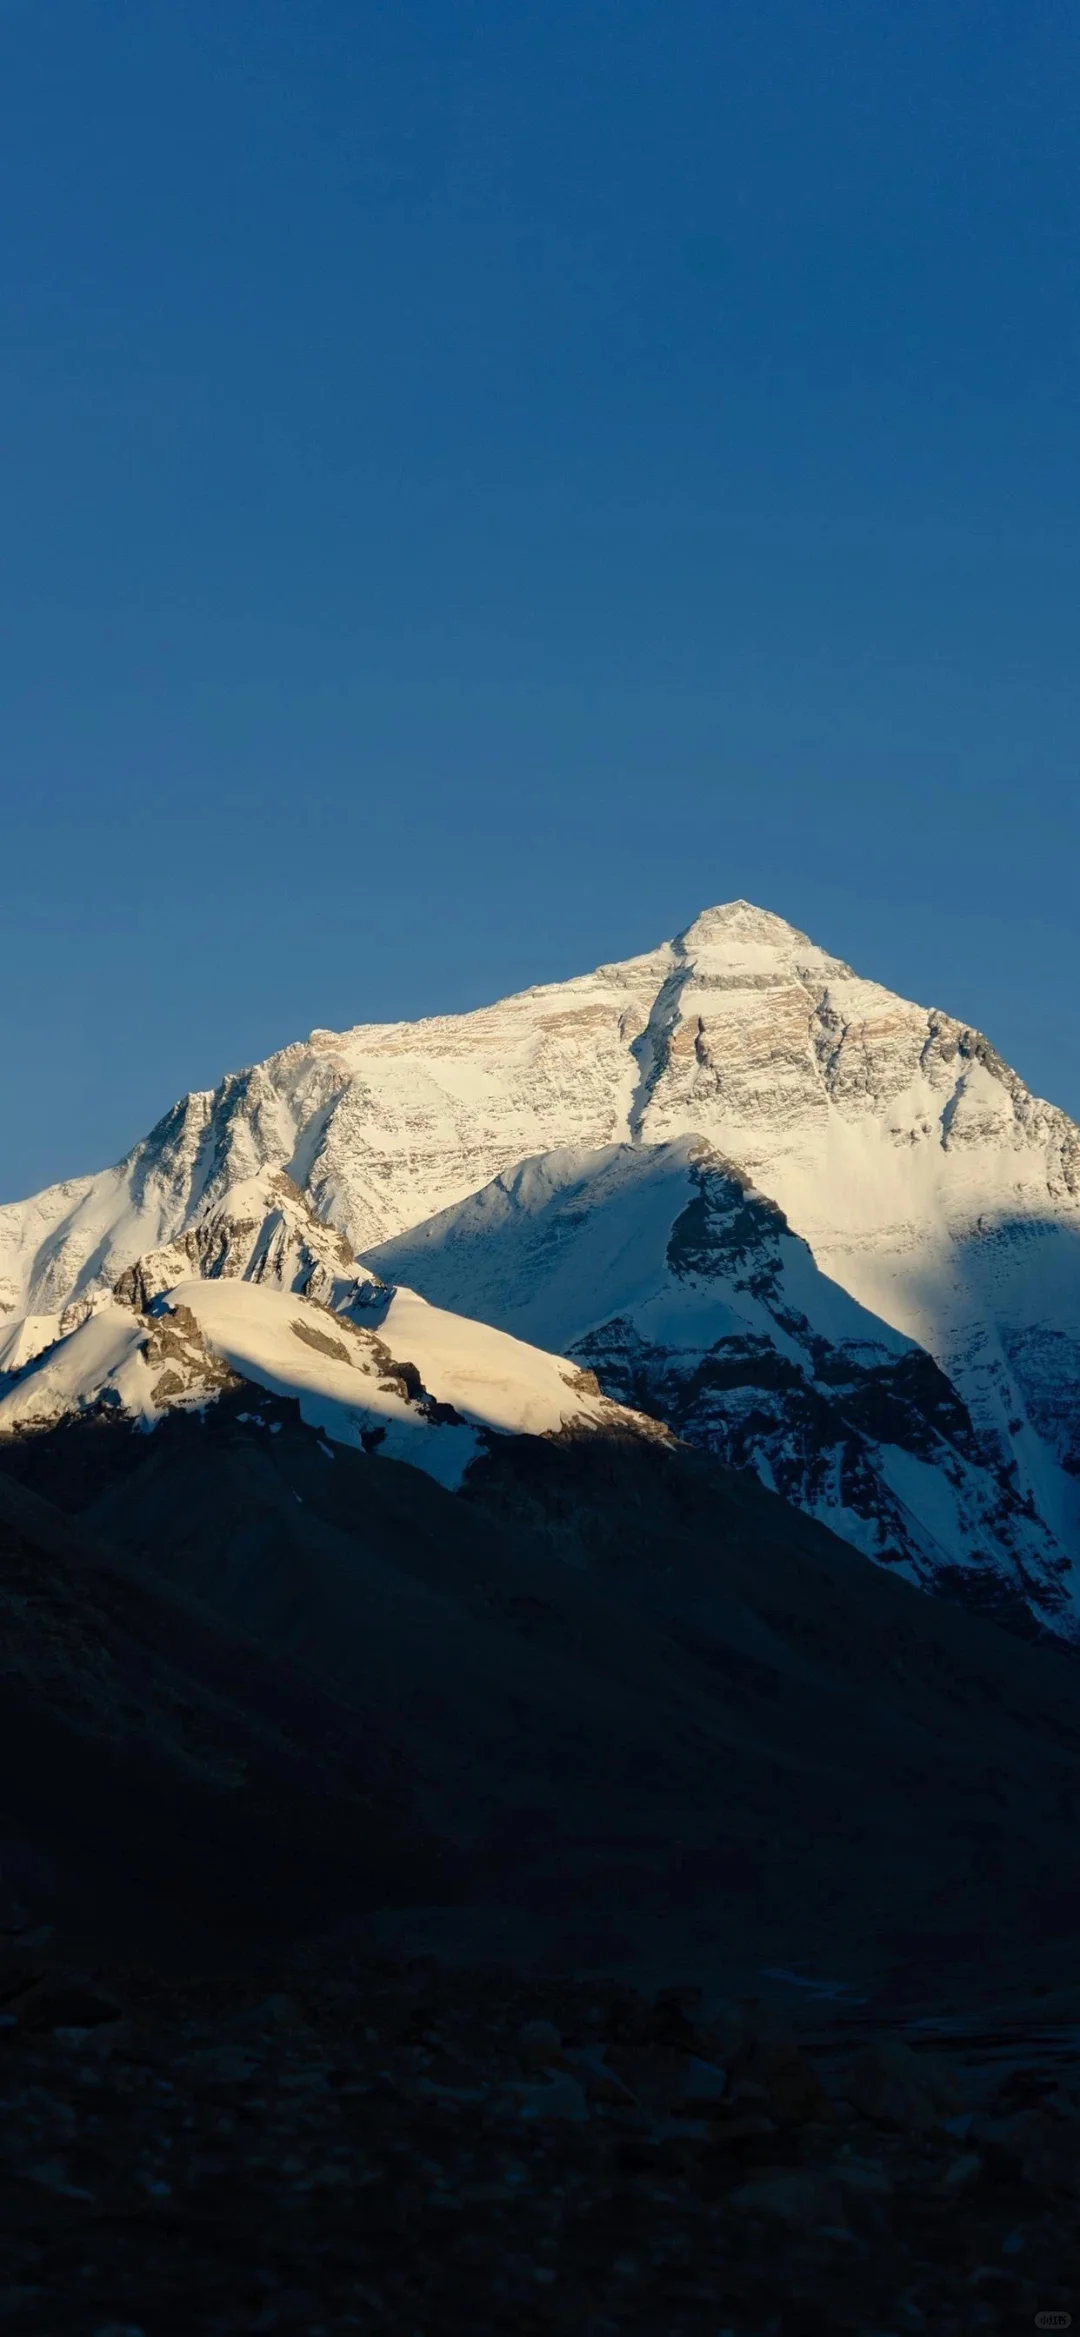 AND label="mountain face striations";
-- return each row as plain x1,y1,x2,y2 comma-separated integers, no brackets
369,1136,1072,1630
